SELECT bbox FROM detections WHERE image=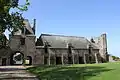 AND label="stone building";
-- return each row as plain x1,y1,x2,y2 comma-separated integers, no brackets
0,19,109,66
35,33,108,65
